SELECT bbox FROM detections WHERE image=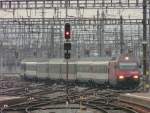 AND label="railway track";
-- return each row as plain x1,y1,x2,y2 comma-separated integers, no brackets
119,99,150,113
0,77,149,113
76,90,138,113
